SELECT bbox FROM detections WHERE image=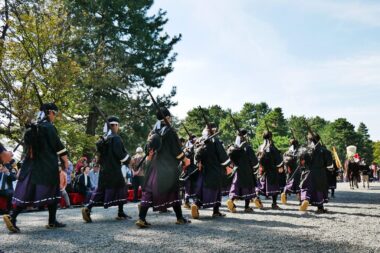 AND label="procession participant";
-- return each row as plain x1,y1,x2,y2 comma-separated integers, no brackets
281,139,301,204
299,133,333,213
352,154,361,189
226,129,259,213
82,116,131,223
359,158,370,189
327,158,339,198
191,123,231,219
182,134,198,209
256,130,284,209
4,103,69,233
135,107,191,228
